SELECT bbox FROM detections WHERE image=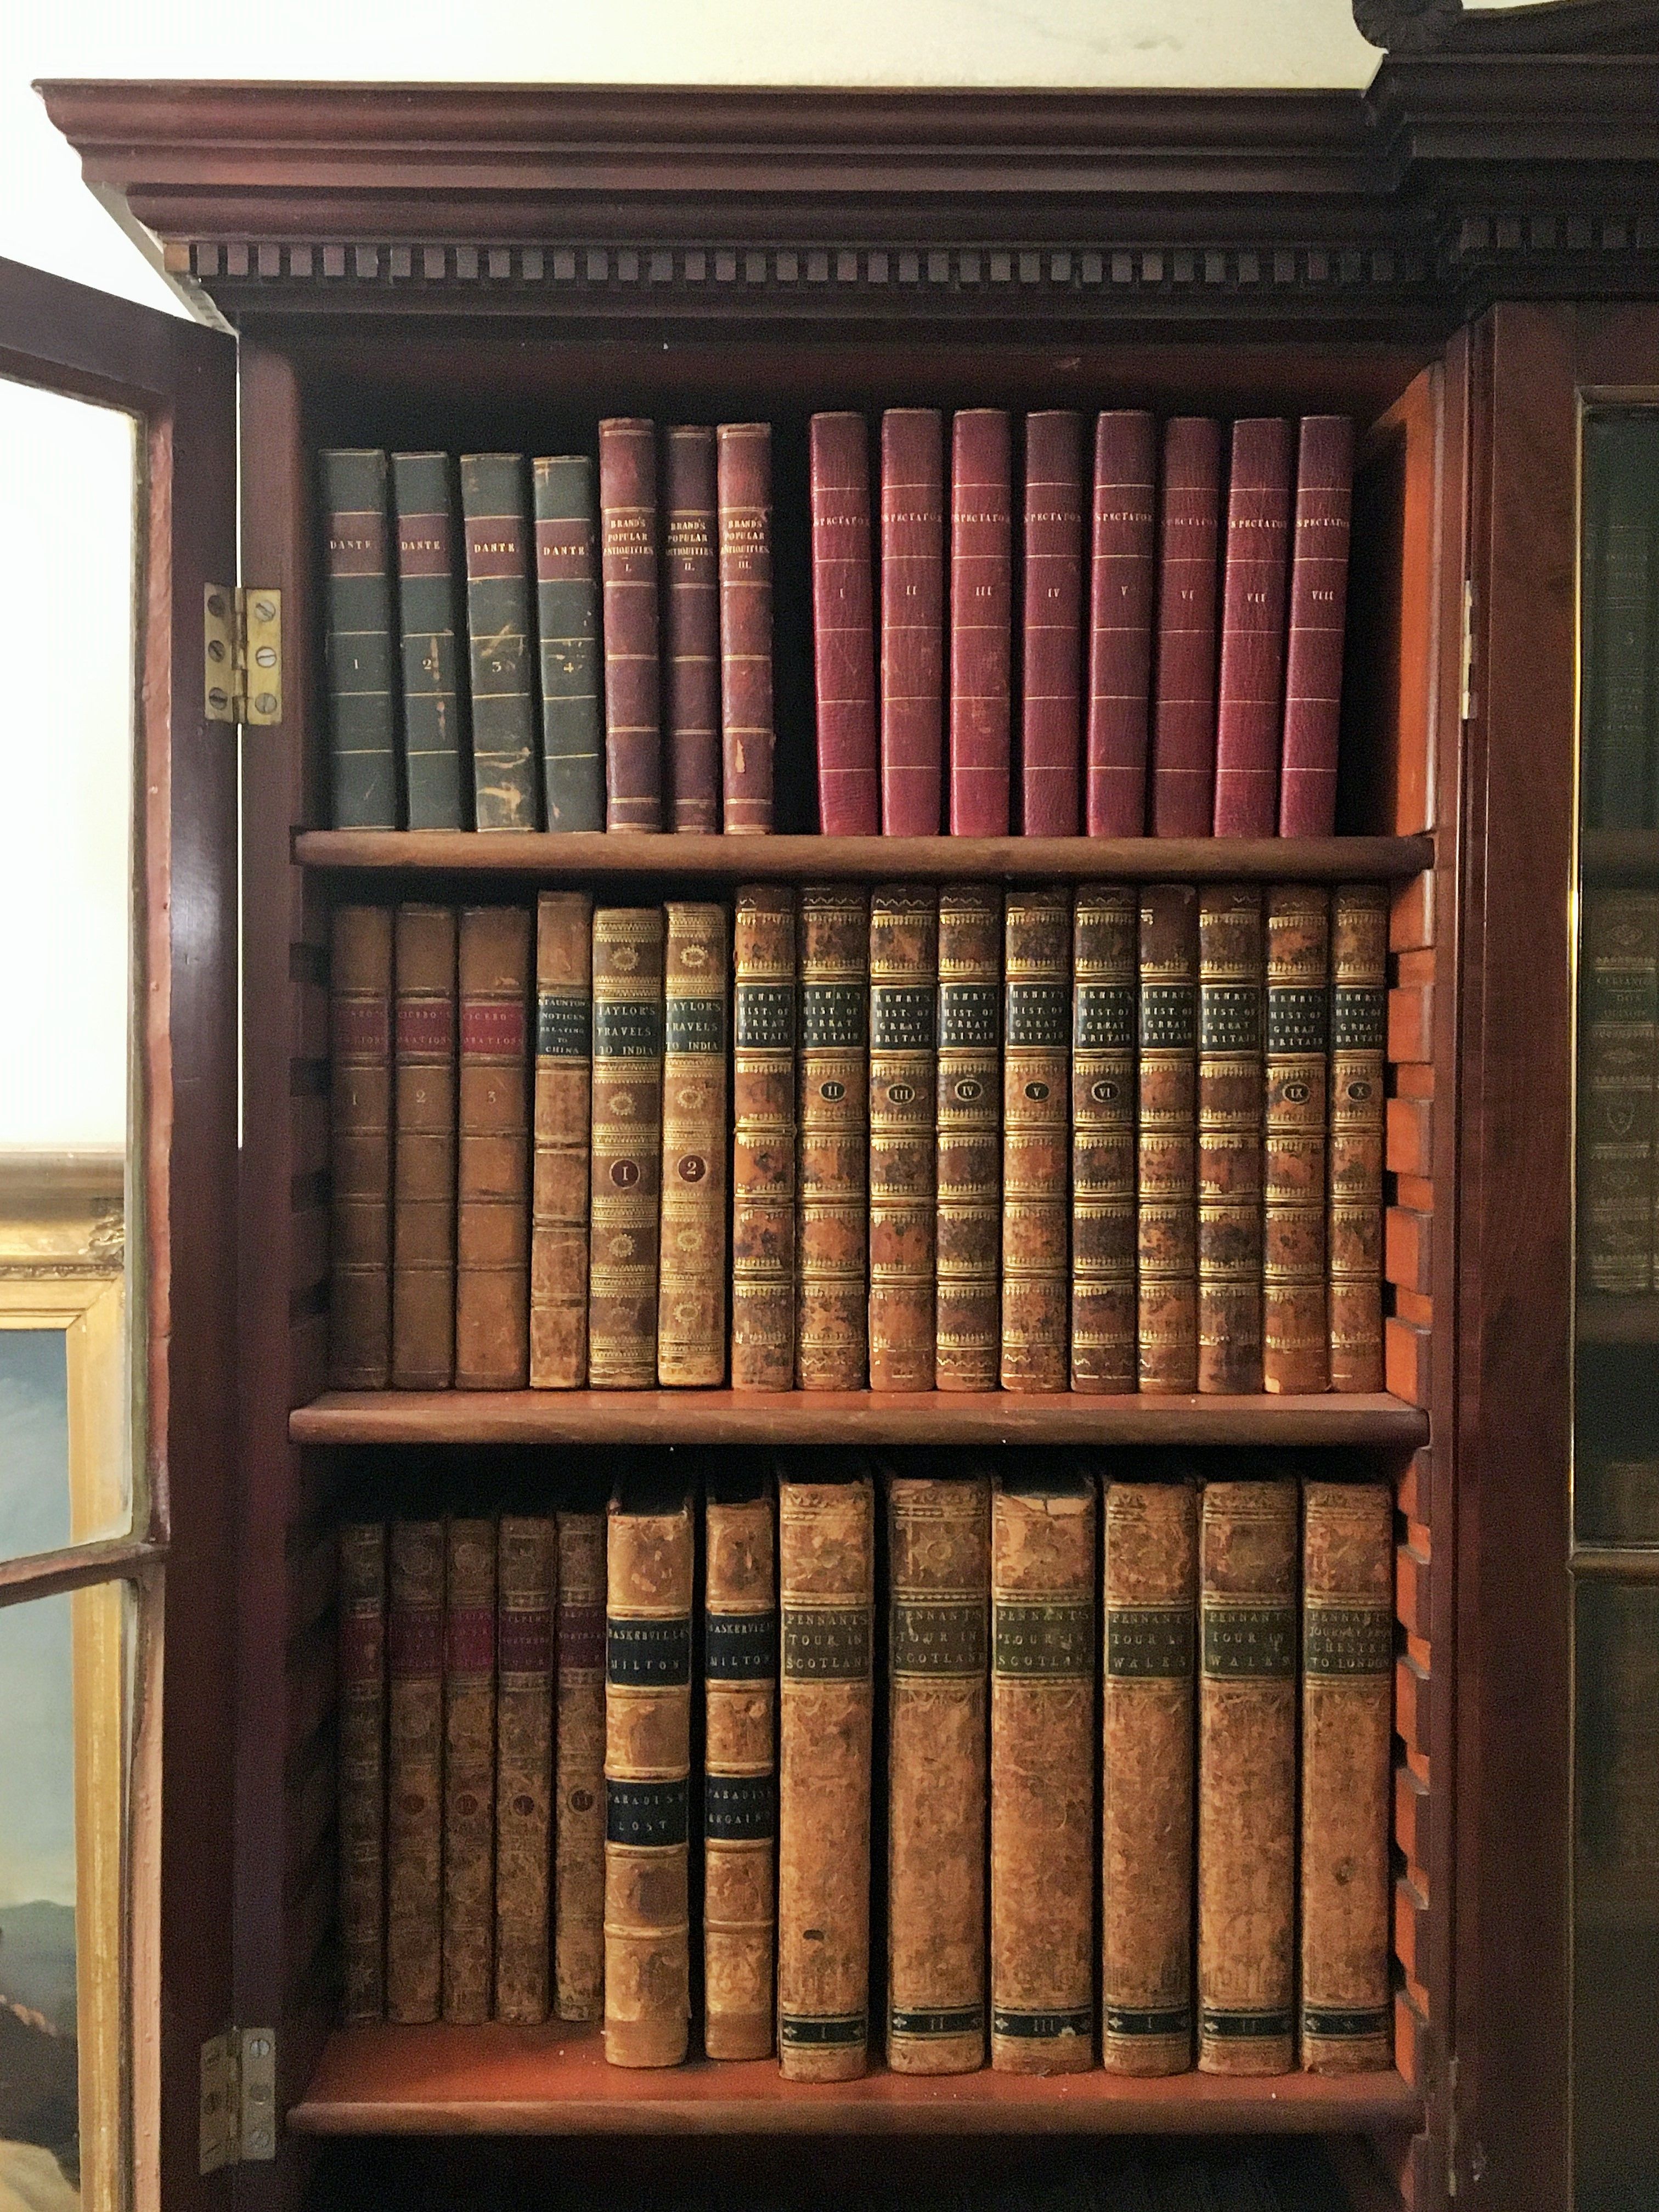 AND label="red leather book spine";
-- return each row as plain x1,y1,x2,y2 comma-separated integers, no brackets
949,409,1013,836
1019,410,1086,837
881,409,945,835
599,417,663,830
1279,416,1356,839
1149,419,1222,838
663,425,721,834
1214,417,1294,837
718,421,776,833
1085,410,1157,837
810,413,880,834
